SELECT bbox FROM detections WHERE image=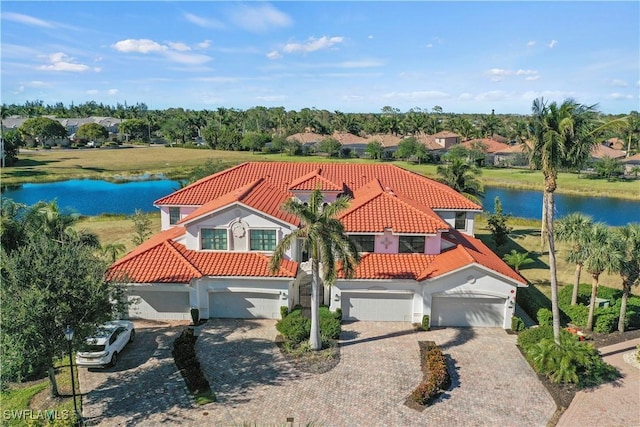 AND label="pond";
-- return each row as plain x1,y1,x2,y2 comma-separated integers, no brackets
1,179,638,226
